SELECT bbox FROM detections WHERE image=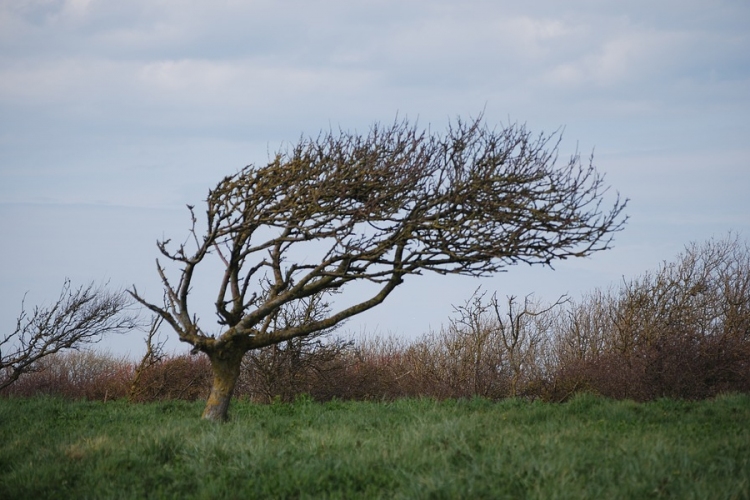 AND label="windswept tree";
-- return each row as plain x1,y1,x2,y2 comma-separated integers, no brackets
130,116,627,421
1,280,137,391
